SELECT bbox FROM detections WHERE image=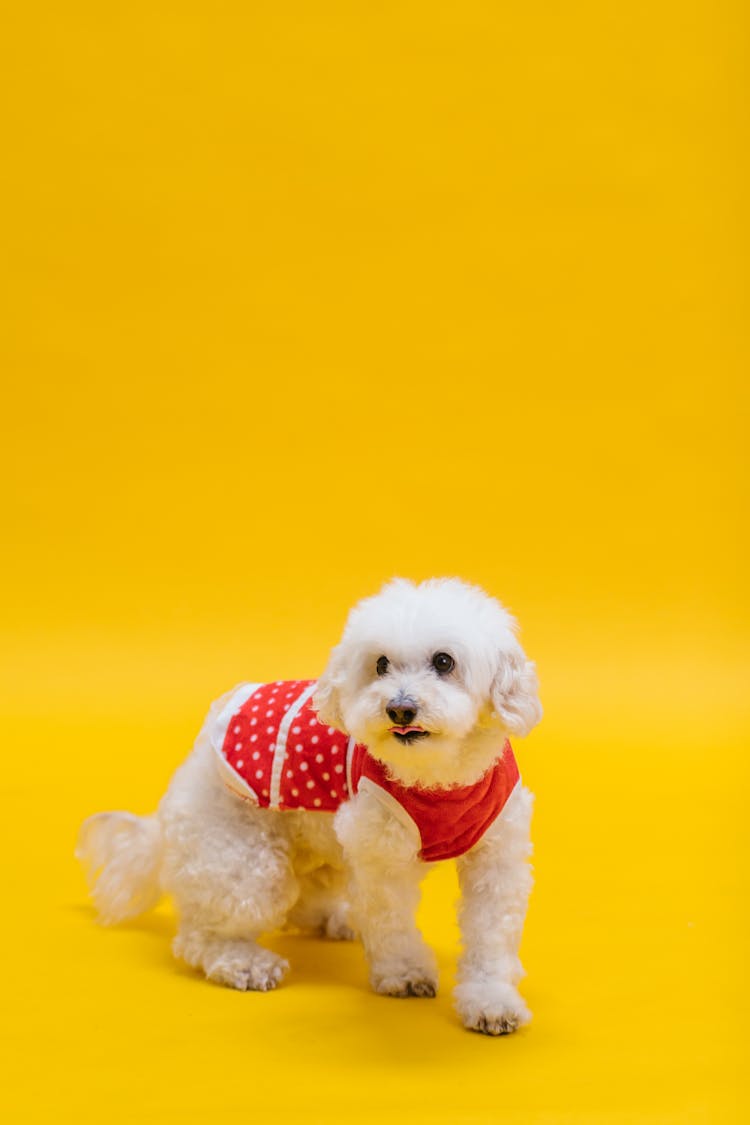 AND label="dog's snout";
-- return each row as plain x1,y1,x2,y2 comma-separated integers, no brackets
387,697,419,726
